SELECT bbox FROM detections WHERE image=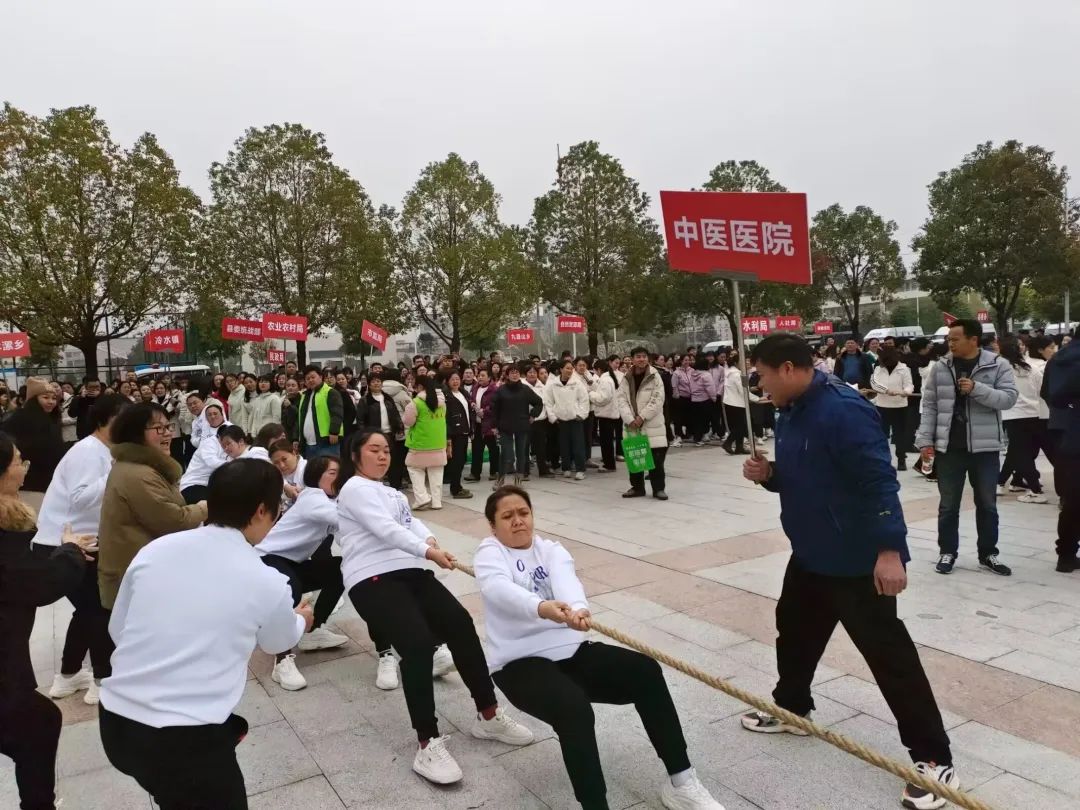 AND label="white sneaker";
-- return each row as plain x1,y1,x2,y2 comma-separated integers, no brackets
1008,484,1028,492
1018,492,1049,504
574,471,586,481
995,485,1005,497
84,680,100,706
376,653,400,690
297,625,349,651
563,470,574,479
740,709,810,735
271,654,307,691
432,644,455,678
660,772,726,809
902,762,959,810
672,438,683,448
471,707,535,745
49,670,93,699
413,735,463,784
